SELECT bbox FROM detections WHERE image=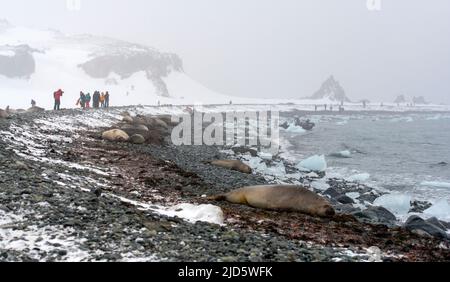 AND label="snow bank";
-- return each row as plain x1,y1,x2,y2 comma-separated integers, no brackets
373,194,412,216
296,155,327,172
0,210,91,262
113,194,224,226
421,181,450,189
